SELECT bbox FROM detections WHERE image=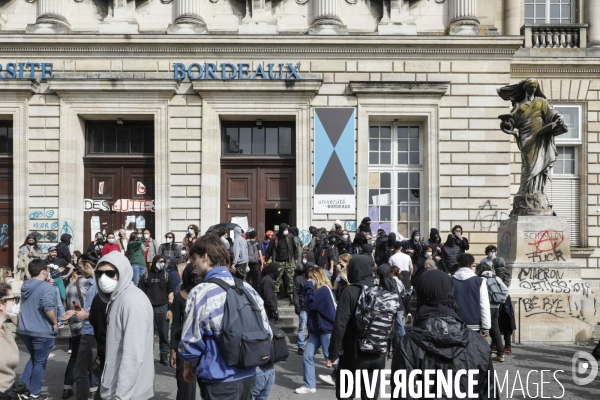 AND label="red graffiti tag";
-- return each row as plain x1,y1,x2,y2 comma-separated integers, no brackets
526,230,564,253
